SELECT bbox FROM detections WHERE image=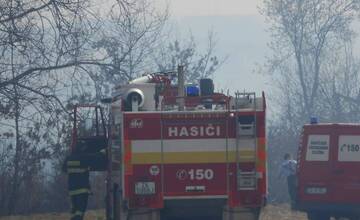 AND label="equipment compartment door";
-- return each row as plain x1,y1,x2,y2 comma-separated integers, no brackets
161,114,228,197
331,126,360,203
298,126,333,203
